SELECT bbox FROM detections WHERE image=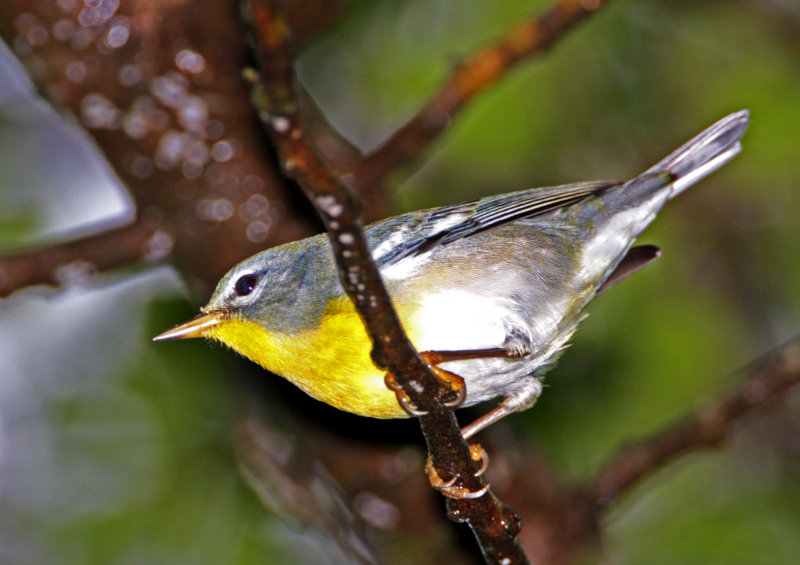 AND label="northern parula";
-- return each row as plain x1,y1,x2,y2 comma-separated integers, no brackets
154,111,749,438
